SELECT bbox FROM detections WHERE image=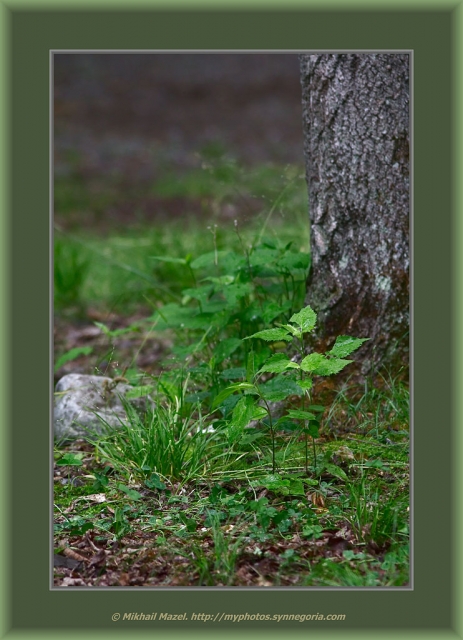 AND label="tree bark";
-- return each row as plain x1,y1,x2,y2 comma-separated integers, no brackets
299,54,409,375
